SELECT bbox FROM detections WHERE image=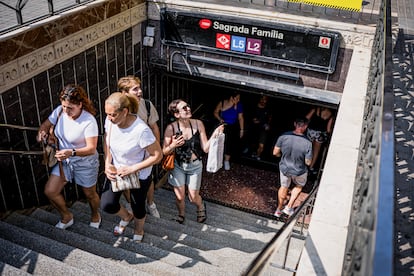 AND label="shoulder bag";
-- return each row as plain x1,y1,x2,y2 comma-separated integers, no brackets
161,122,177,171
42,109,63,168
161,152,175,171
206,132,225,173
